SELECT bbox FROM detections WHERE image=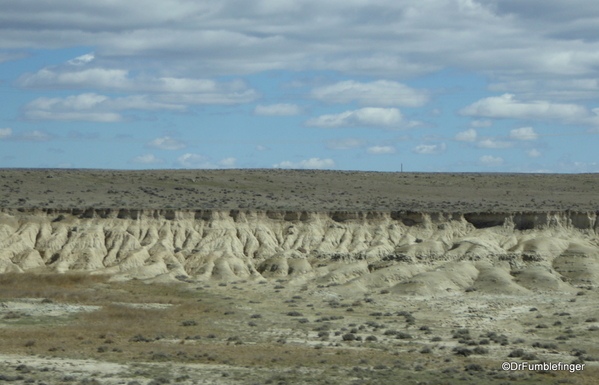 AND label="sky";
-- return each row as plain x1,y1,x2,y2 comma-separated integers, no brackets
1,0,599,173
